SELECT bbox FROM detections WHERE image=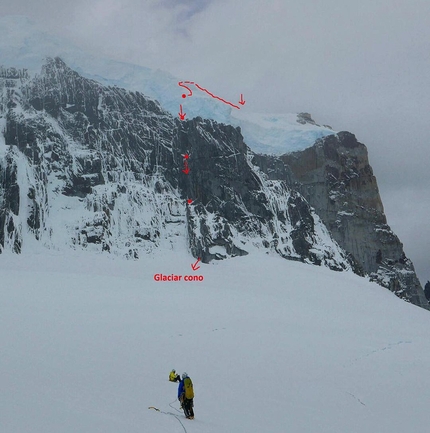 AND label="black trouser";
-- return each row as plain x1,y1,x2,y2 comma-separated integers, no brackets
183,398,194,418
